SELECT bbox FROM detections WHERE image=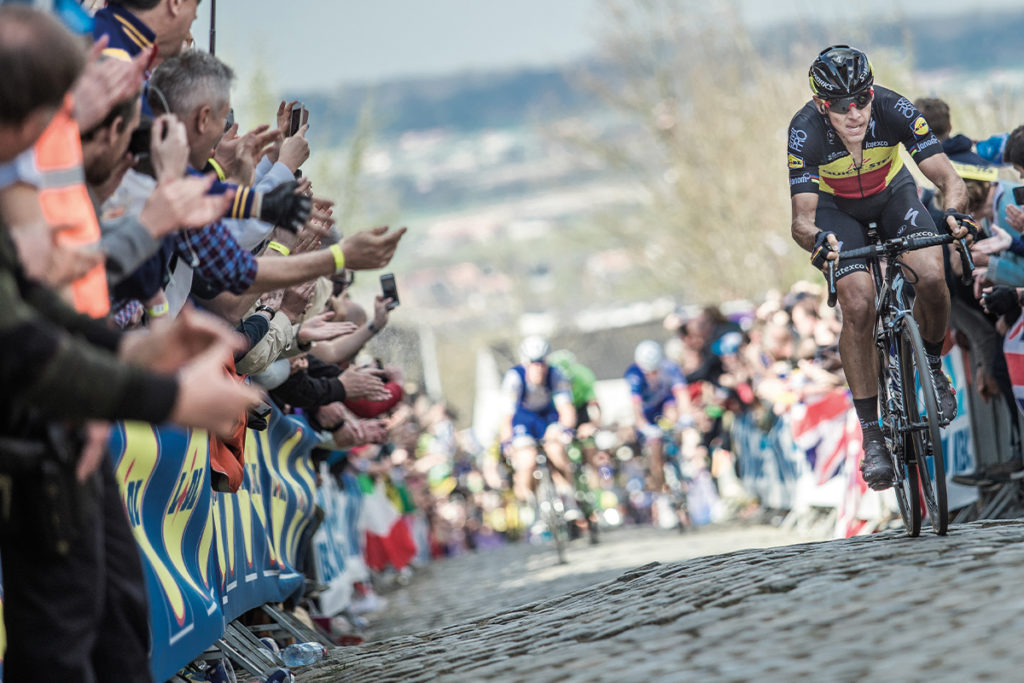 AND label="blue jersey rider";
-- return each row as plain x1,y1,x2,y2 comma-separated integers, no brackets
625,339,692,495
500,336,577,503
